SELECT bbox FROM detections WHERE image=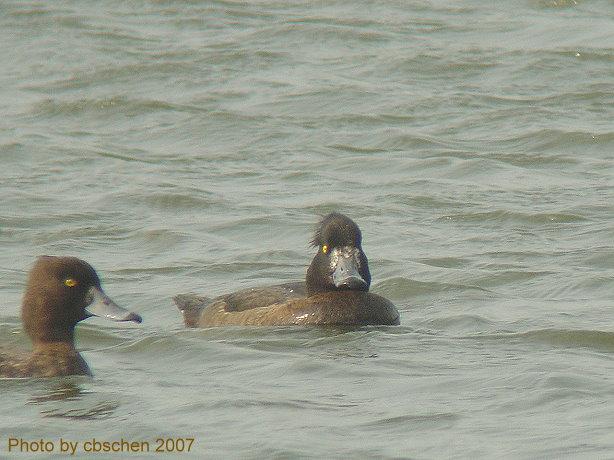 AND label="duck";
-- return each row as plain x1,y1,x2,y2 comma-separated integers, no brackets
0,256,142,378
174,213,400,326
